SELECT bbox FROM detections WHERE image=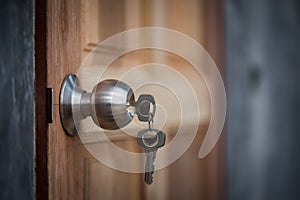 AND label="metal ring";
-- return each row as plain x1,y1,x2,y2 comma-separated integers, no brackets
148,112,154,131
